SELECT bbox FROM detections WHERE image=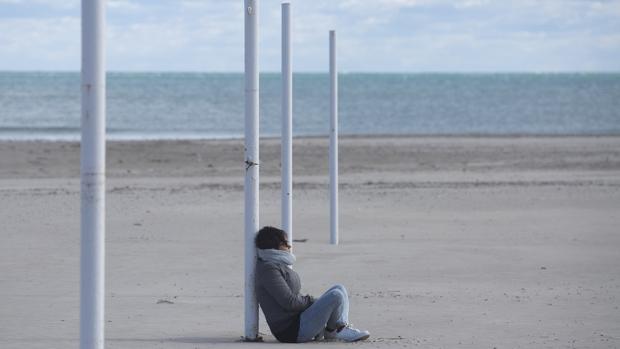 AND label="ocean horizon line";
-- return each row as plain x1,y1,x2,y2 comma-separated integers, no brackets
2,70,620,75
